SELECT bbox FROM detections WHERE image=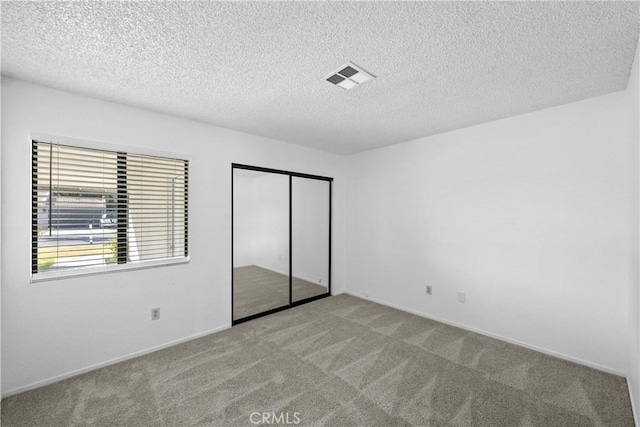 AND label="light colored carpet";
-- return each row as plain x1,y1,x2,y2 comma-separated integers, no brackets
233,265,327,320
1,294,634,426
